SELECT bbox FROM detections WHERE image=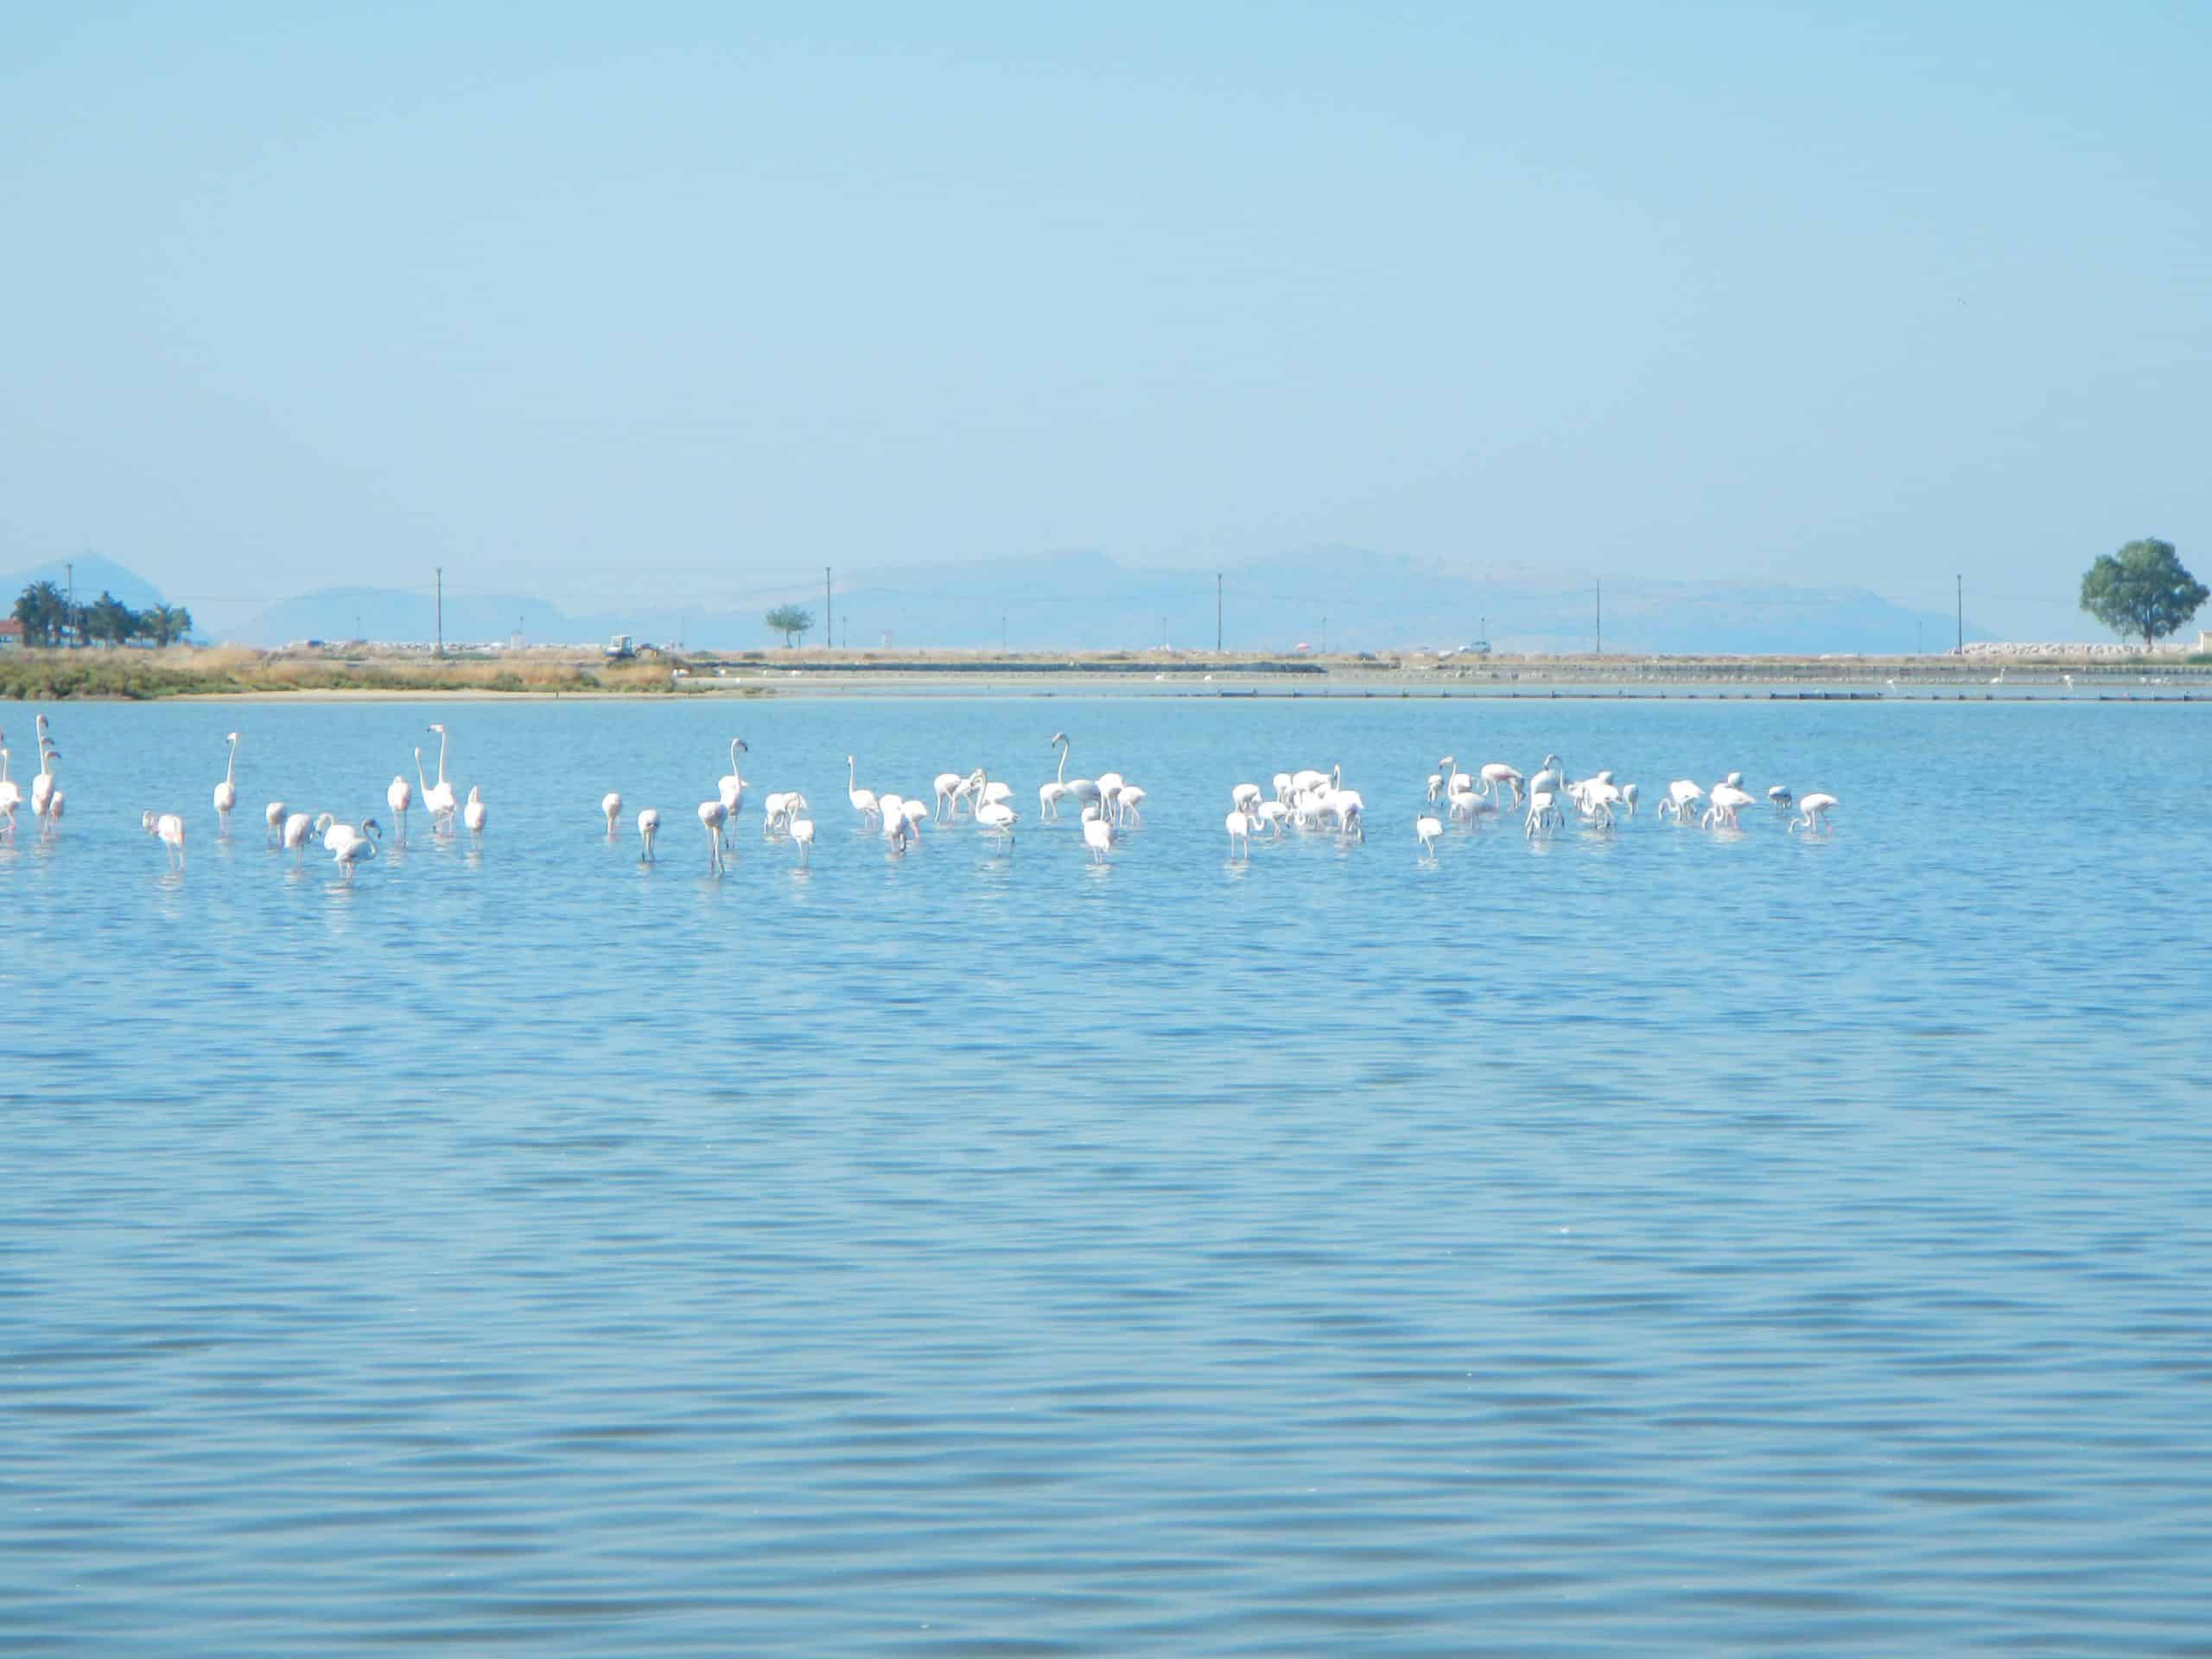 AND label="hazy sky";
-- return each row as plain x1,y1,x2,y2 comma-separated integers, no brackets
3,3,2205,639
